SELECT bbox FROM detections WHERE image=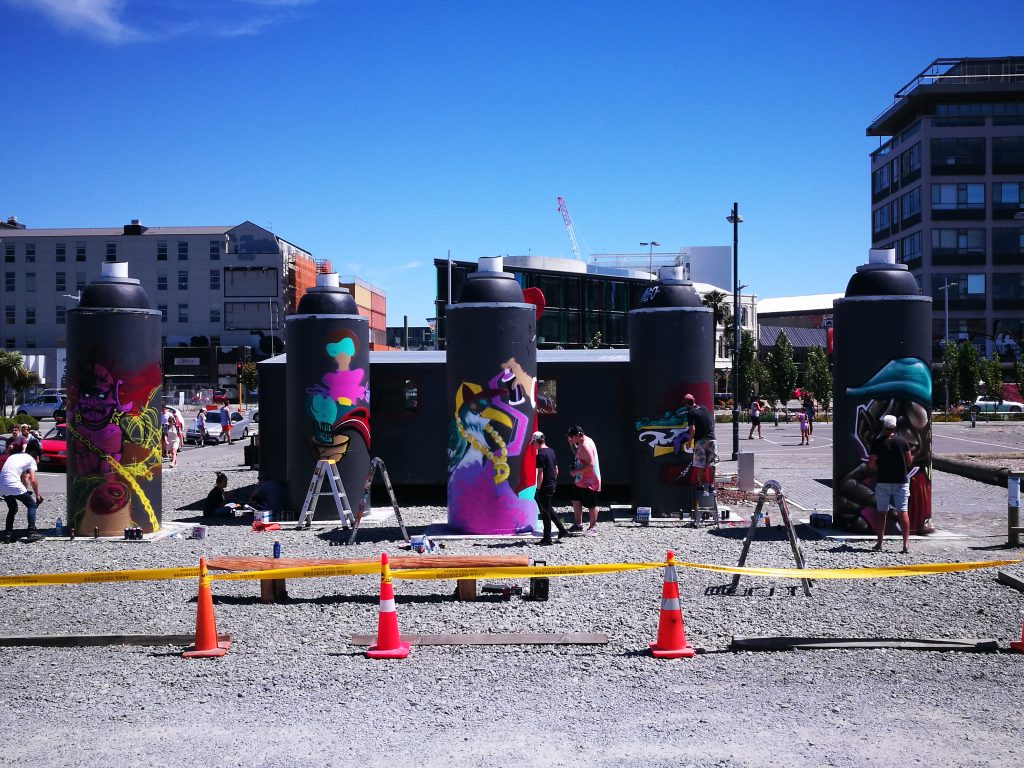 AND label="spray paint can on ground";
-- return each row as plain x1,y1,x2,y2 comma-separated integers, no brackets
629,267,713,517
285,274,370,520
445,256,541,534
66,262,162,536
832,248,933,534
